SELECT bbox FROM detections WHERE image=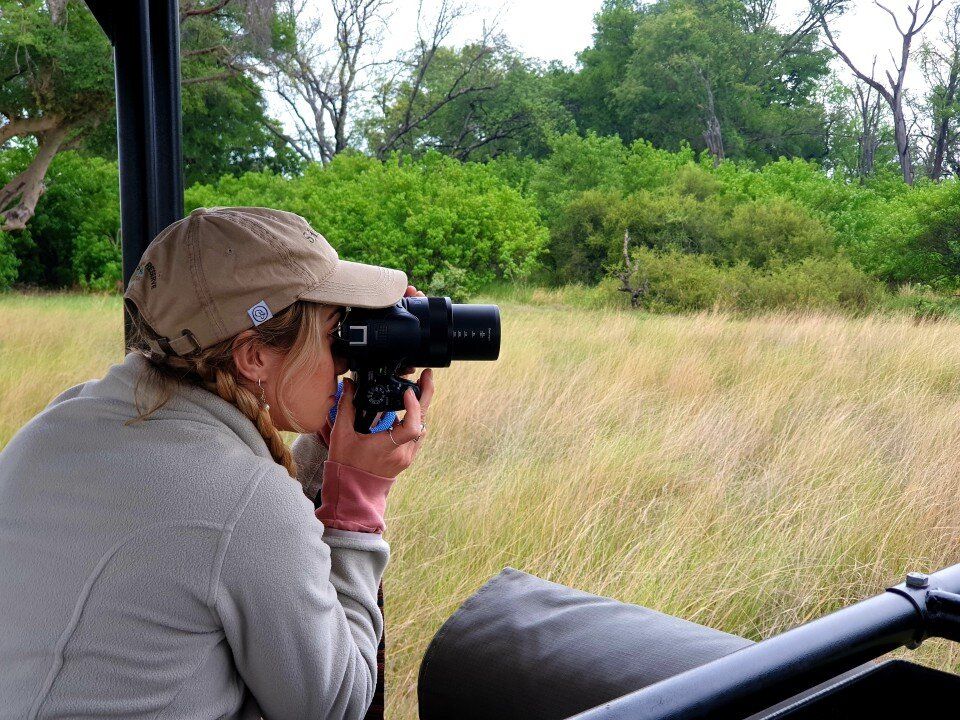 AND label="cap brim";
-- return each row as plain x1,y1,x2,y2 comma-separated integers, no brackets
299,259,408,308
